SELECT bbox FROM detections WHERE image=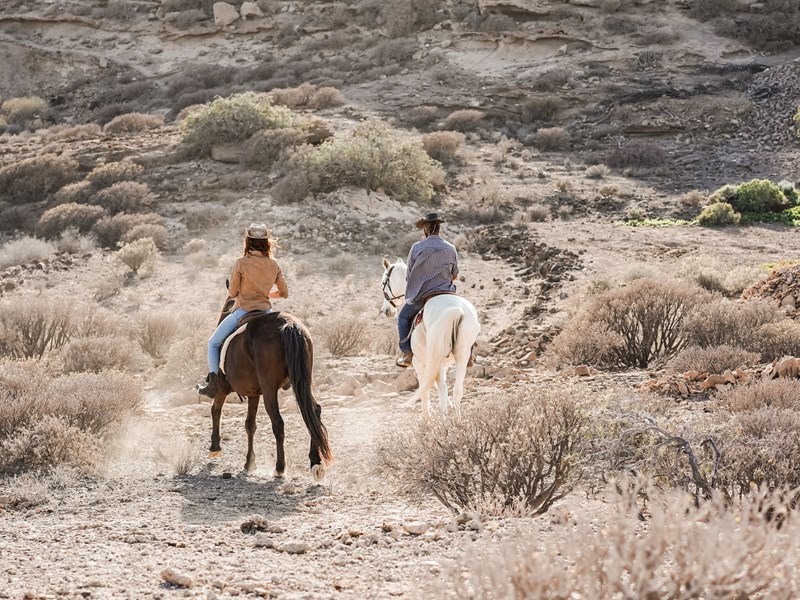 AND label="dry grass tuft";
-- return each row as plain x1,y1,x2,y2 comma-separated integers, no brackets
535,127,570,151
90,181,154,214
138,312,180,358
43,123,102,142
422,131,464,165
444,109,485,132
103,112,164,135
87,161,144,189
116,238,160,275
2,96,48,124
36,203,105,240
0,237,55,270
715,378,800,413
92,213,164,249
0,154,80,205
0,299,74,359
606,140,664,168
321,317,370,356
62,335,145,374
666,345,759,374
